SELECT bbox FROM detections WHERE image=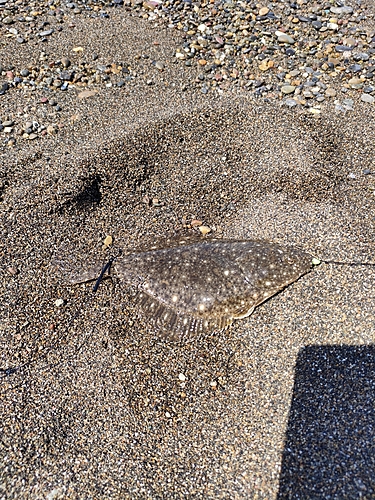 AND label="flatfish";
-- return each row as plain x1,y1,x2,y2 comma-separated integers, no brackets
70,237,314,339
